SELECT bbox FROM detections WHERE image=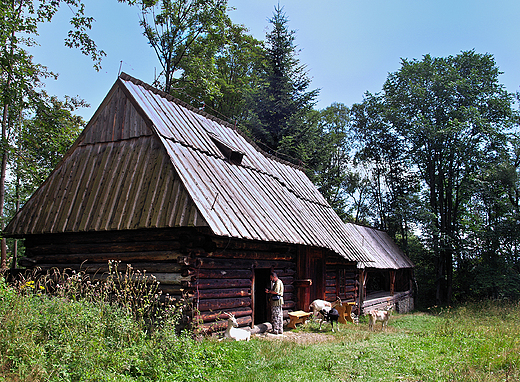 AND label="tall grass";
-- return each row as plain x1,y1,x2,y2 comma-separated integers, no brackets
1,270,519,381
